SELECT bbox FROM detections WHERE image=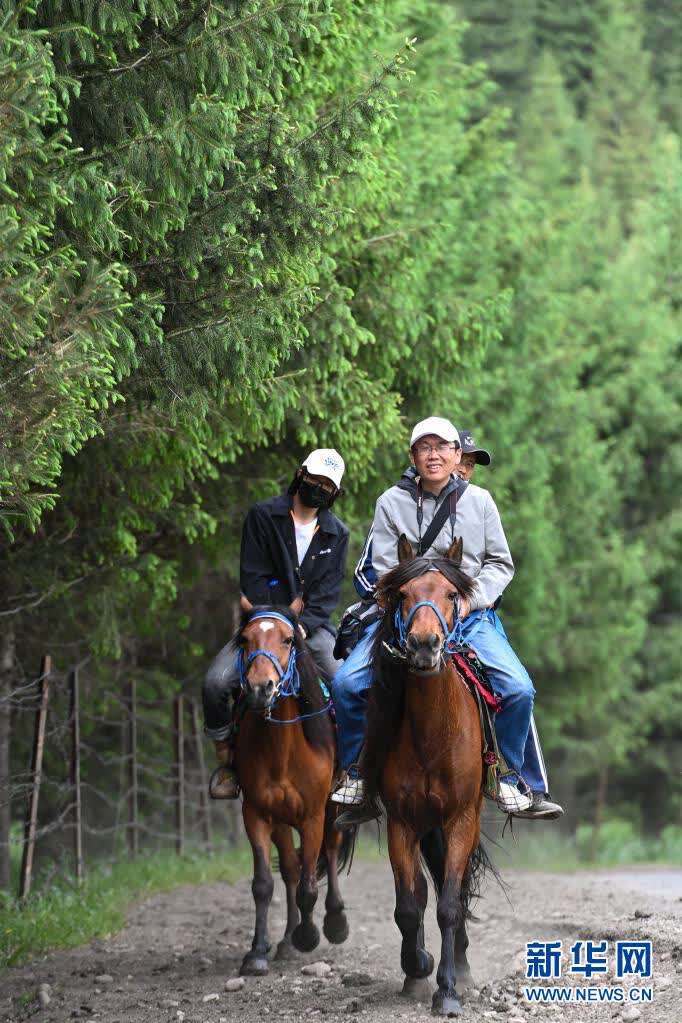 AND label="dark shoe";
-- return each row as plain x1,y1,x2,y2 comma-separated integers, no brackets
334,796,381,830
511,791,564,821
209,765,240,800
